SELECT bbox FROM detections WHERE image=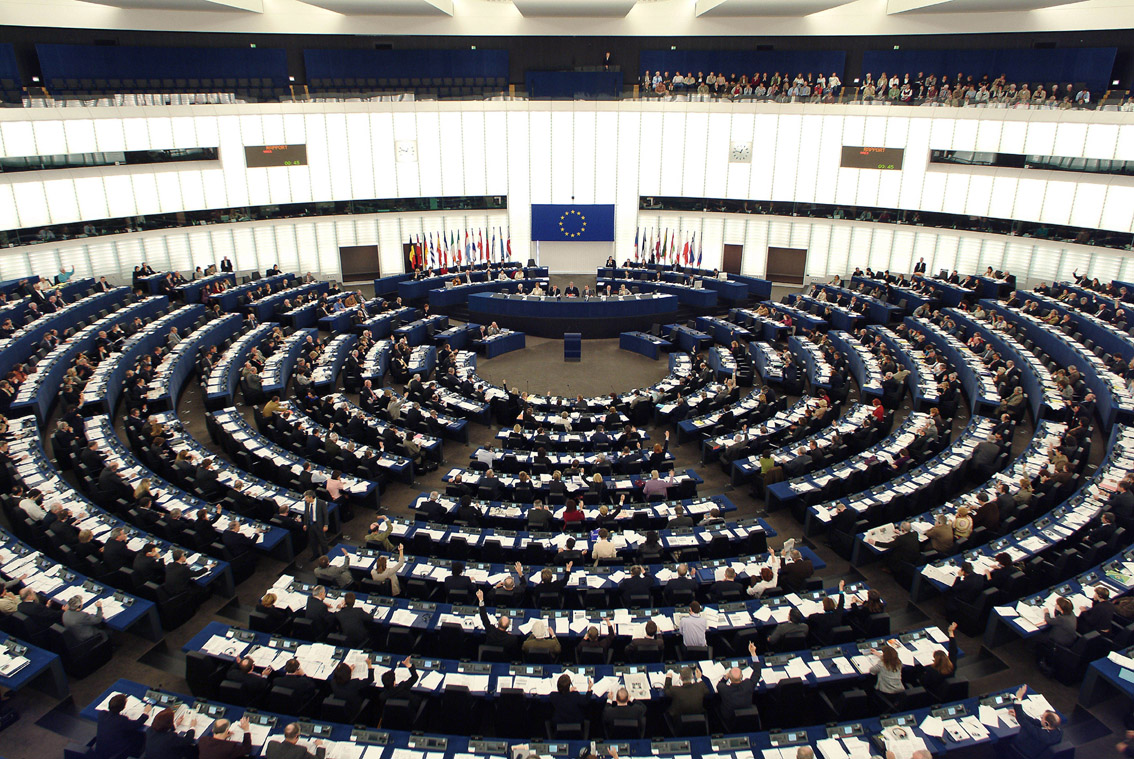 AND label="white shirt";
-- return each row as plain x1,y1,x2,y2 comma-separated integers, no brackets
19,497,45,520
